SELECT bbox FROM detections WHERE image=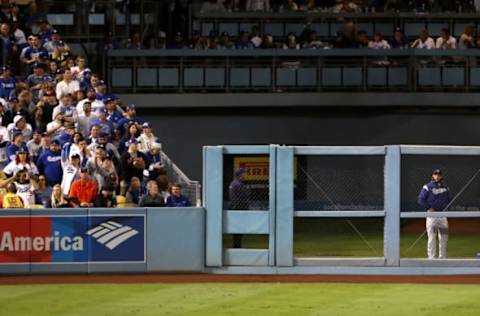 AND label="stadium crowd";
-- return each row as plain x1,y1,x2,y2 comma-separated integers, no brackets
0,1,192,209
199,0,480,13
133,21,480,51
